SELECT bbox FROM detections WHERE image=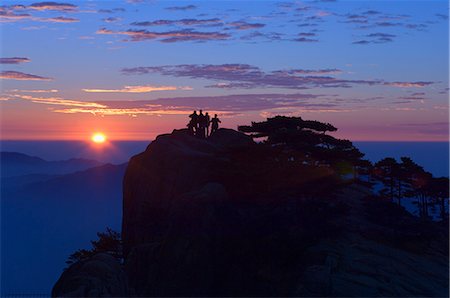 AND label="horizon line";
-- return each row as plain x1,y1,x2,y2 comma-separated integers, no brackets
1,139,449,143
